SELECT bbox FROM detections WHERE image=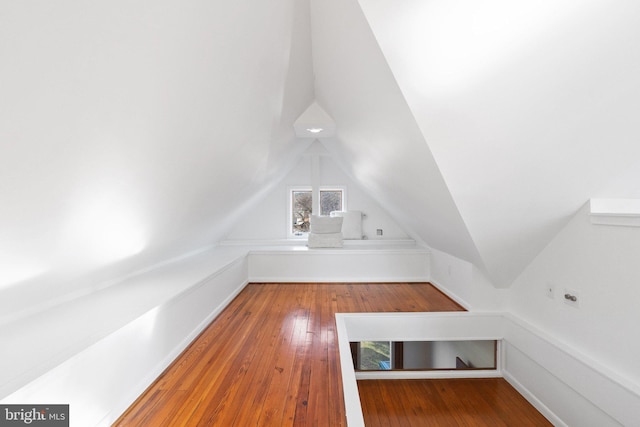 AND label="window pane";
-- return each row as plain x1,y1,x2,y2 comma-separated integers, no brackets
320,190,342,215
292,191,312,234
290,189,344,235
359,341,391,370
